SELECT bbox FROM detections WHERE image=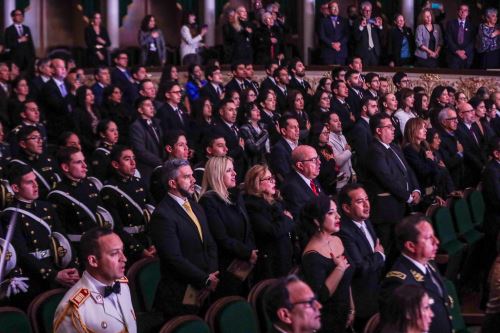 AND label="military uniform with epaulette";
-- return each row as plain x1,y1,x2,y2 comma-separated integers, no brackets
101,174,154,263
9,151,60,199
48,177,114,254
380,255,453,333
8,122,48,157
1,199,78,309
89,142,113,181
53,271,137,333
